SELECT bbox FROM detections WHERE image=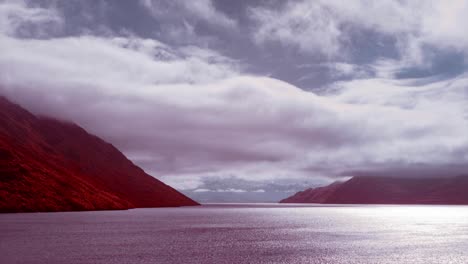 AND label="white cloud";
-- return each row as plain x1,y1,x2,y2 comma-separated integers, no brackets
249,0,468,63
0,0,62,37
249,1,342,58
182,0,237,29
297,62,371,83
141,0,237,29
